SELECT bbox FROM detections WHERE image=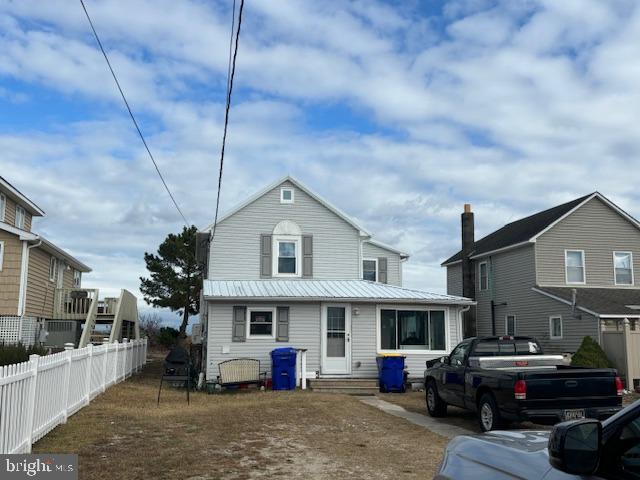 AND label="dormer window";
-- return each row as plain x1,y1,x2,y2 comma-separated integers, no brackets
15,205,26,229
280,188,294,204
